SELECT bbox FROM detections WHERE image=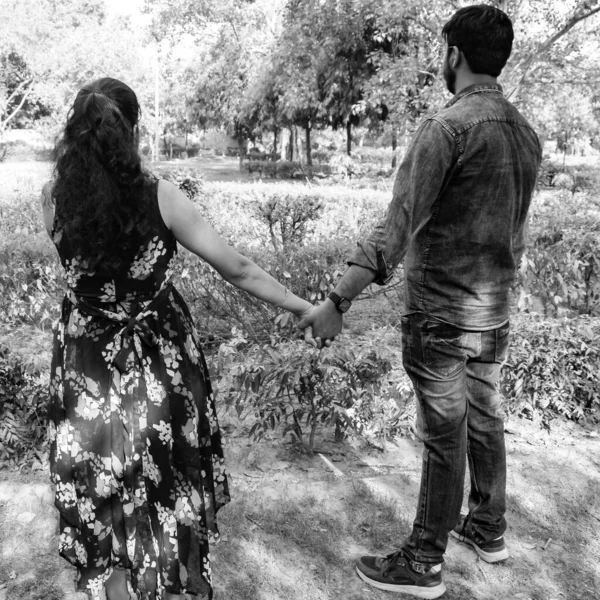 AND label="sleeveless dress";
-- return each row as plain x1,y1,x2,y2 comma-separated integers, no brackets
48,179,230,600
